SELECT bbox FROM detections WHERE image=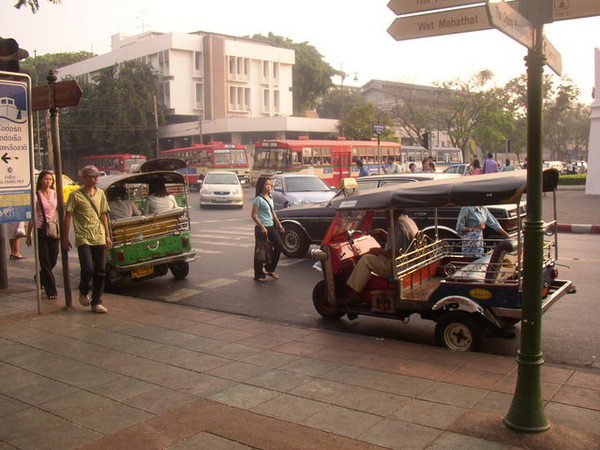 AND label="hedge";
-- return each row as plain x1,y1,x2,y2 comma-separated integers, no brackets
558,174,586,185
